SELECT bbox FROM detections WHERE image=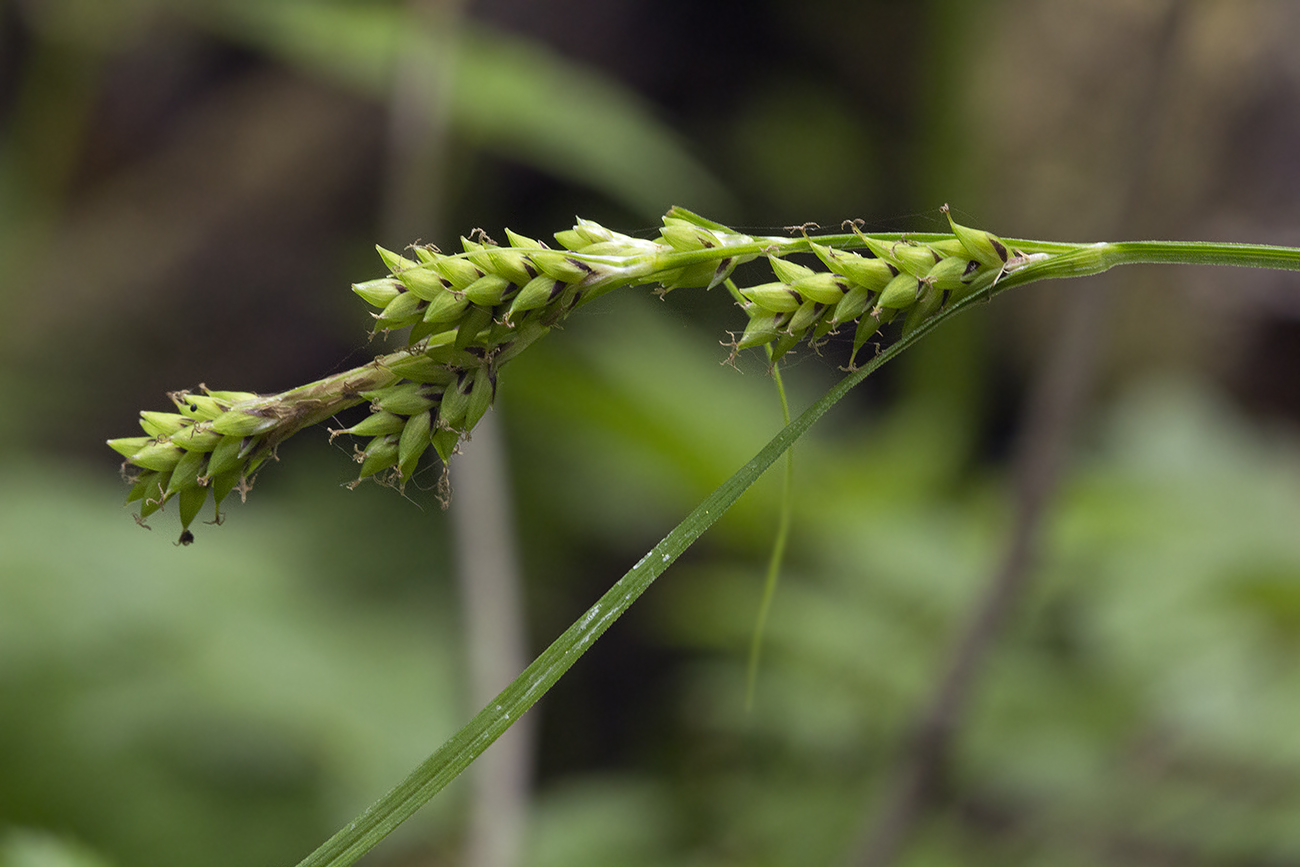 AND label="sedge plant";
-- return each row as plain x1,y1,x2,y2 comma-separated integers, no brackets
108,205,1300,866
